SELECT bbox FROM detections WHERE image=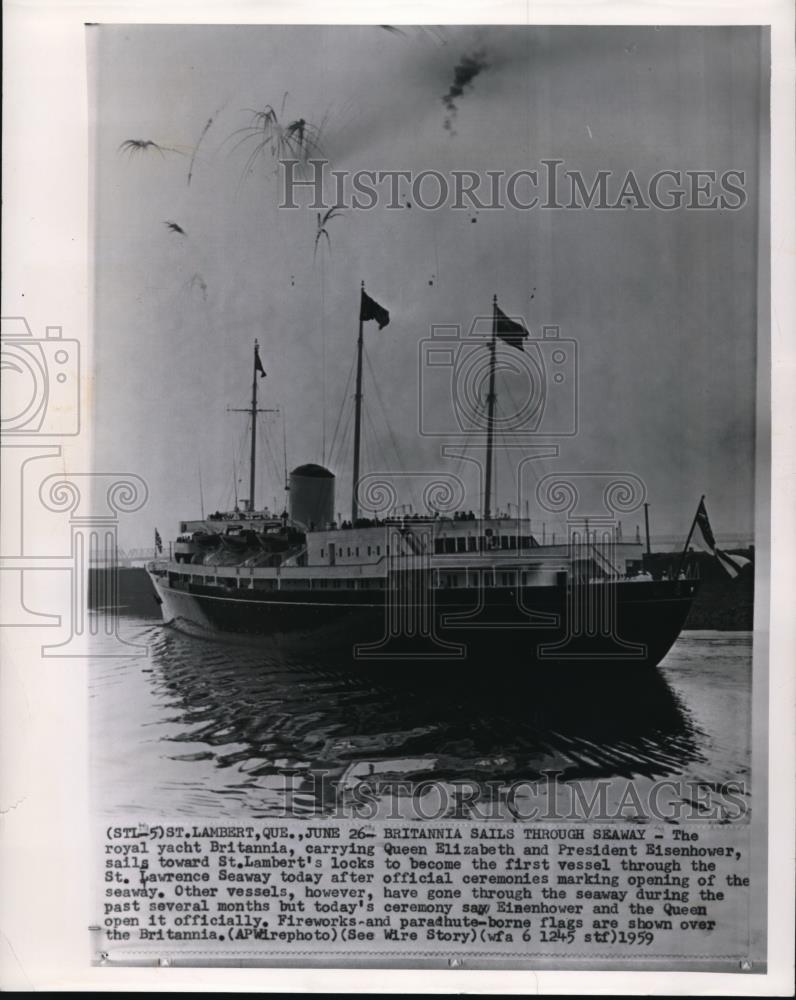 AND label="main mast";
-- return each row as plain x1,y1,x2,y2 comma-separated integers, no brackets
483,294,498,520
351,281,365,524
249,339,259,511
